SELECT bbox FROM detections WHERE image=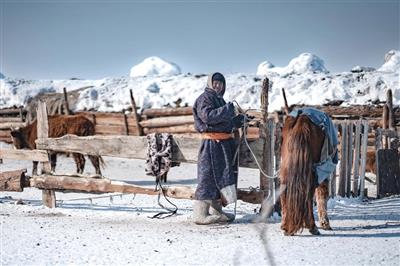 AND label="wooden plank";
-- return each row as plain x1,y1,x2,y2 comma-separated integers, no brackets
288,104,400,118
129,90,143,136
78,112,138,127
142,107,193,117
143,124,197,134
122,110,129,135
0,169,28,192
0,117,23,123
143,125,259,138
0,130,11,137
346,122,353,197
359,121,369,200
338,123,347,197
383,104,389,149
0,149,49,162
36,134,265,169
0,108,27,116
63,87,71,115
139,115,194,128
352,120,361,196
386,89,395,129
95,125,137,135
376,149,400,198
375,128,383,152
37,101,55,208
29,174,262,203
94,115,138,126
259,77,270,196
0,122,27,129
